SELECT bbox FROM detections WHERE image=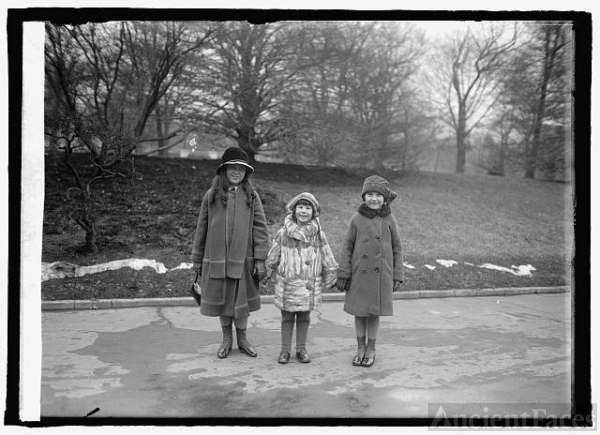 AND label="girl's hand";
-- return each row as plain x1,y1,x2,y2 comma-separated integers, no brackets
193,263,202,276
253,260,267,281
335,278,350,292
